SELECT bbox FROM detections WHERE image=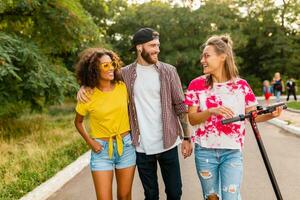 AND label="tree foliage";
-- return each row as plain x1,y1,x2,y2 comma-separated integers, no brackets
0,32,78,117
0,0,299,117
0,0,104,55
108,0,300,93
0,0,110,117
108,1,248,86
232,0,300,93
